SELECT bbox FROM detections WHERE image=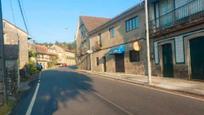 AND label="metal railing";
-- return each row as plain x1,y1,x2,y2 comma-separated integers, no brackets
150,0,204,34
